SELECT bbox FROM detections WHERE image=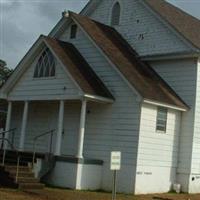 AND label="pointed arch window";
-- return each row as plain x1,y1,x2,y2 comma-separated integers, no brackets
111,2,121,26
34,48,56,78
